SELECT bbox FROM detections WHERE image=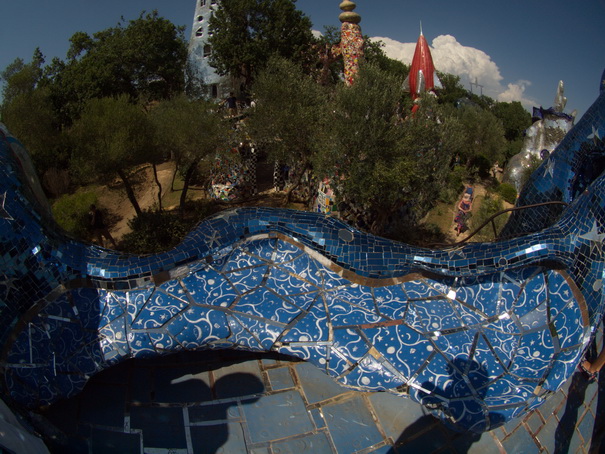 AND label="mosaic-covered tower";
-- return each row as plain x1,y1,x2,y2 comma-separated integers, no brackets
188,0,229,99
335,1,364,86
